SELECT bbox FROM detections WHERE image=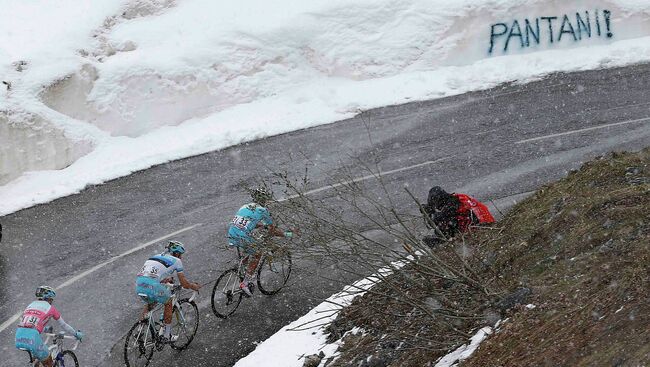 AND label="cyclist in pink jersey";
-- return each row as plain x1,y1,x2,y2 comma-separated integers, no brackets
15,286,83,367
